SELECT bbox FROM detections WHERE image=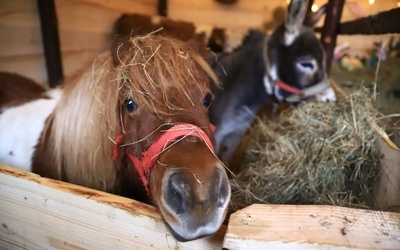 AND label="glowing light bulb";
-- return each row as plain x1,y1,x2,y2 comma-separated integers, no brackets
397,2,400,7
368,0,375,5
311,4,319,12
